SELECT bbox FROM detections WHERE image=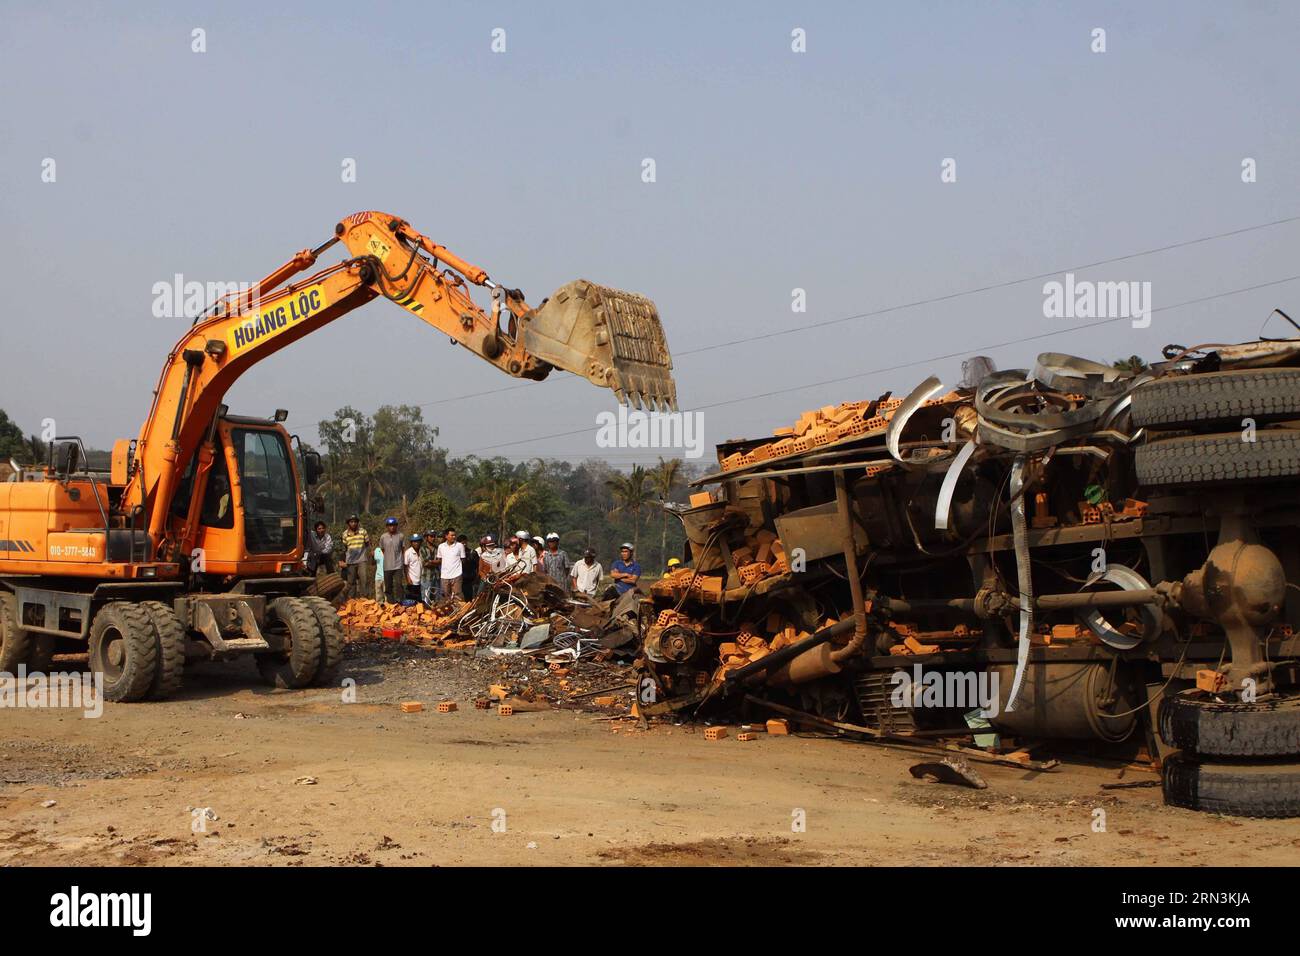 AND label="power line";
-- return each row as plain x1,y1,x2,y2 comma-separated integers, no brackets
675,213,1300,358
467,272,1300,453
301,211,1300,420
